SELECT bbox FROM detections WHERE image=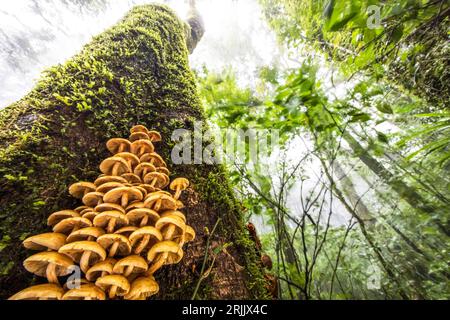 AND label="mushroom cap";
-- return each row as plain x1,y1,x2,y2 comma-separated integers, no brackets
82,191,105,207
99,157,131,176
97,234,131,256
125,201,146,211
127,208,160,226
170,177,190,191
121,173,142,184
103,187,143,206
144,193,177,211
130,139,154,156
94,175,128,187
47,210,80,227
129,226,162,252
53,217,92,234
124,276,159,300
58,241,106,265
139,184,158,193
93,211,129,231
86,258,117,281
69,182,96,199
82,210,98,222
133,186,148,197
113,255,148,275
62,284,106,300
115,152,140,168
80,207,95,215
95,275,130,296
106,138,131,154
134,162,156,178
23,232,67,251
130,125,149,135
147,240,183,264
95,203,125,214
156,166,170,176
115,226,138,237
66,227,105,243
143,172,169,188
96,181,125,194
160,210,186,223
74,205,90,213
24,252,74,278
140,153,166,167
155,215,186,239
184,225,196,242
129,131,150,141
8,284,65,300
147,131,162,142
